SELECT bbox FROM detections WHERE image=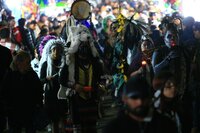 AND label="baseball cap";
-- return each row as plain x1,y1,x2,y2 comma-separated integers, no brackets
123,76,151,99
